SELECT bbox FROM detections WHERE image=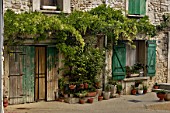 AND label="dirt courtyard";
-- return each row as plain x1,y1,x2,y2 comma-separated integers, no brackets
147,103,170,111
